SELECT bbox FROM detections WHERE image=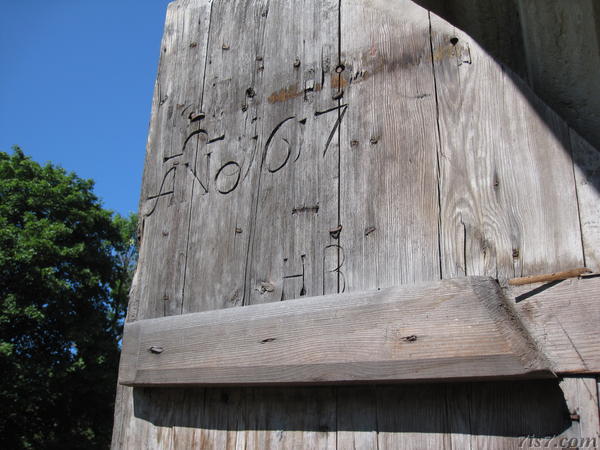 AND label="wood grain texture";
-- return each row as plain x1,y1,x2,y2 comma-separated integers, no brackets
431,13,583,280
238,1,340,448
135,0,211,320
510,276,600,374
245,0,340,304
113,0,600,448
339,2,443,446
572,129,600,272
339,0,441,292
181,0,269,314
430,10,594,448
119,276,559,387
557,377,600,448
112,1,212,448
